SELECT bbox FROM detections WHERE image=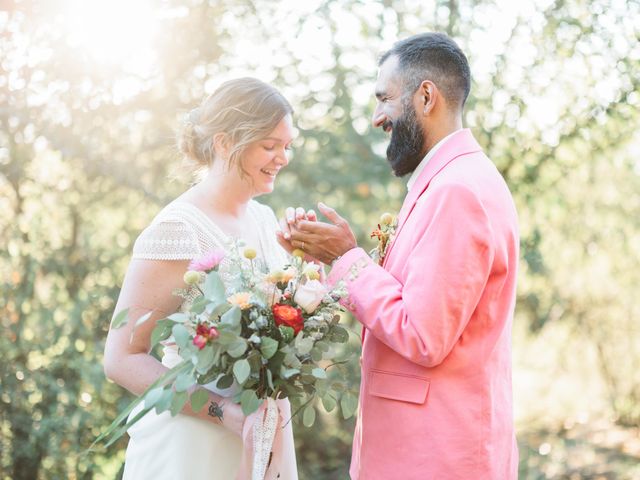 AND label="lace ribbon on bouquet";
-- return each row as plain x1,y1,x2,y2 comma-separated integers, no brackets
237,397,285,480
